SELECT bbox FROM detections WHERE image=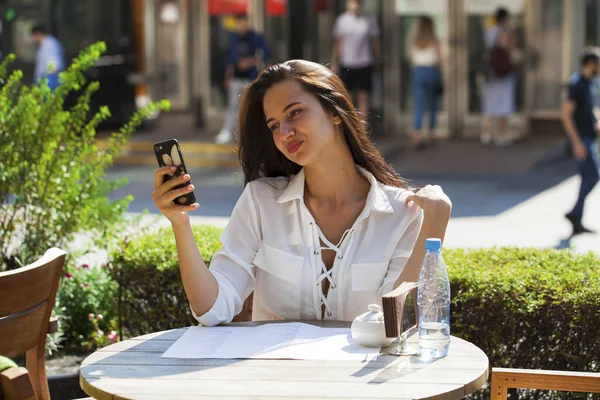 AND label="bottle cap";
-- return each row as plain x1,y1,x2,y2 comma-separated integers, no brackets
425,238,442,251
